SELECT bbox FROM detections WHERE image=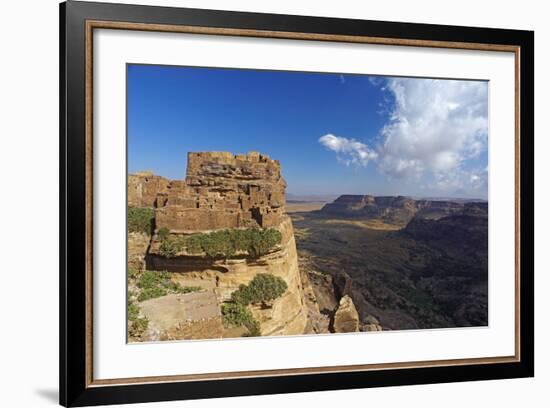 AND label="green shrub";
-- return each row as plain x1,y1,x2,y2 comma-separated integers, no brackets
138,286,167,301
247,229,282,257
159,228,282,259
221,302,261,337
185,238,202,254
128,266,140,280
221,273,286,337
137,270,169,289
158,235,186,258
158,227,170,241
128,299,140,321
174,285,202,294
136,271,172,301
128,297,148,339
135,271,203,301
194,230,237,257
129,317,148,338
128,207,155,234
244,321,261,337
231,273,287,305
